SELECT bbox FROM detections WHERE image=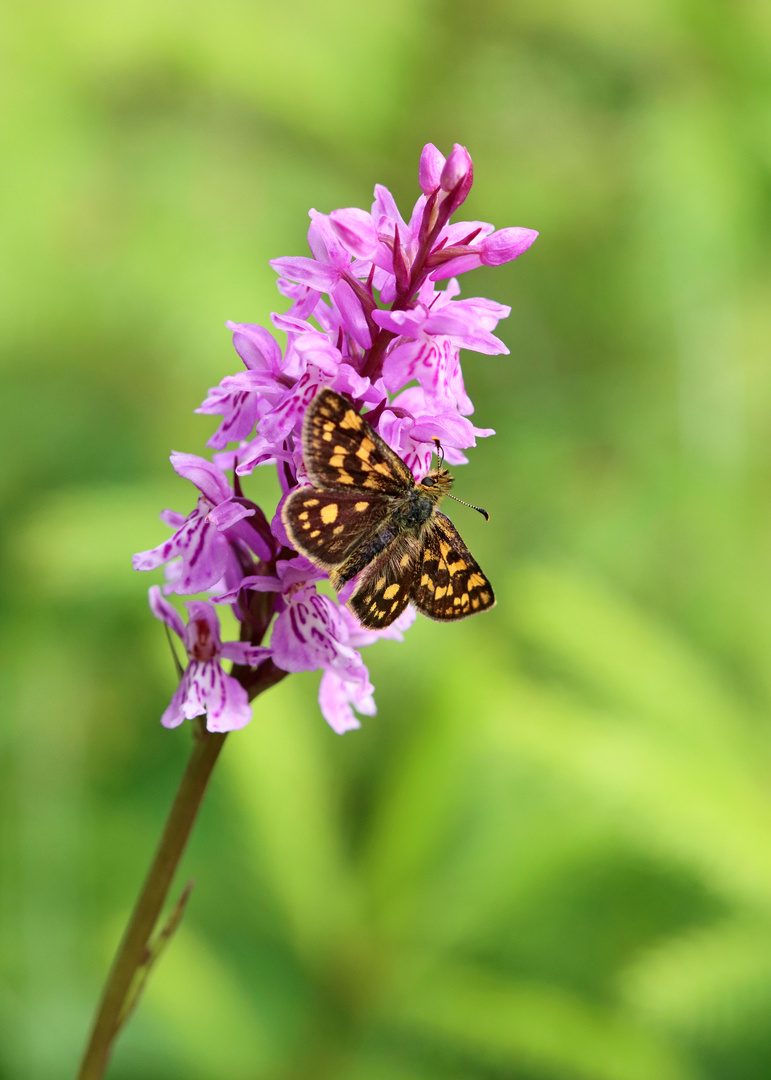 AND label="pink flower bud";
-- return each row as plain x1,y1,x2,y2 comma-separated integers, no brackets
480,227,539,266
439,144,474,214
440,145,471,190
419,143,446,194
